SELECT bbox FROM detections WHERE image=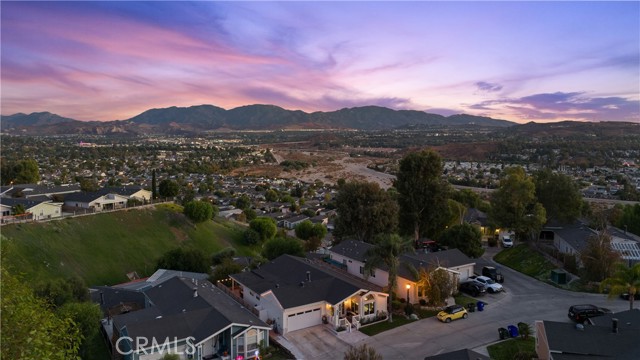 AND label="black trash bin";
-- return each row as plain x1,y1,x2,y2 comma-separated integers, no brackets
467,302,476,312
498,327,509,340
